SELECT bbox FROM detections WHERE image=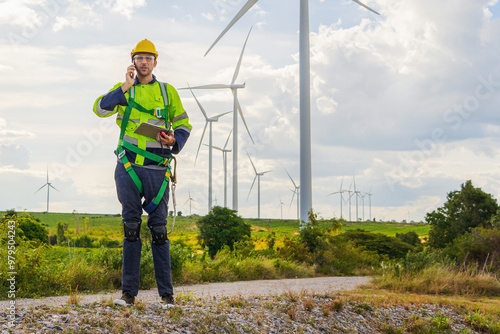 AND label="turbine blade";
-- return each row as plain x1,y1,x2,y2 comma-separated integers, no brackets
285,169,297,188
247,175,258,201
34,184,47,194
204,0,259,57
235,95,254,144
261,170,271,175
212,145,224,151
212,111,232,120
289,189,296,207
179,84,230,90
246,152,257,174
49,184,60,192
352,0,380,15
195,122,209,165
223,129,232,149
189,87,208,120
232,27,252,85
